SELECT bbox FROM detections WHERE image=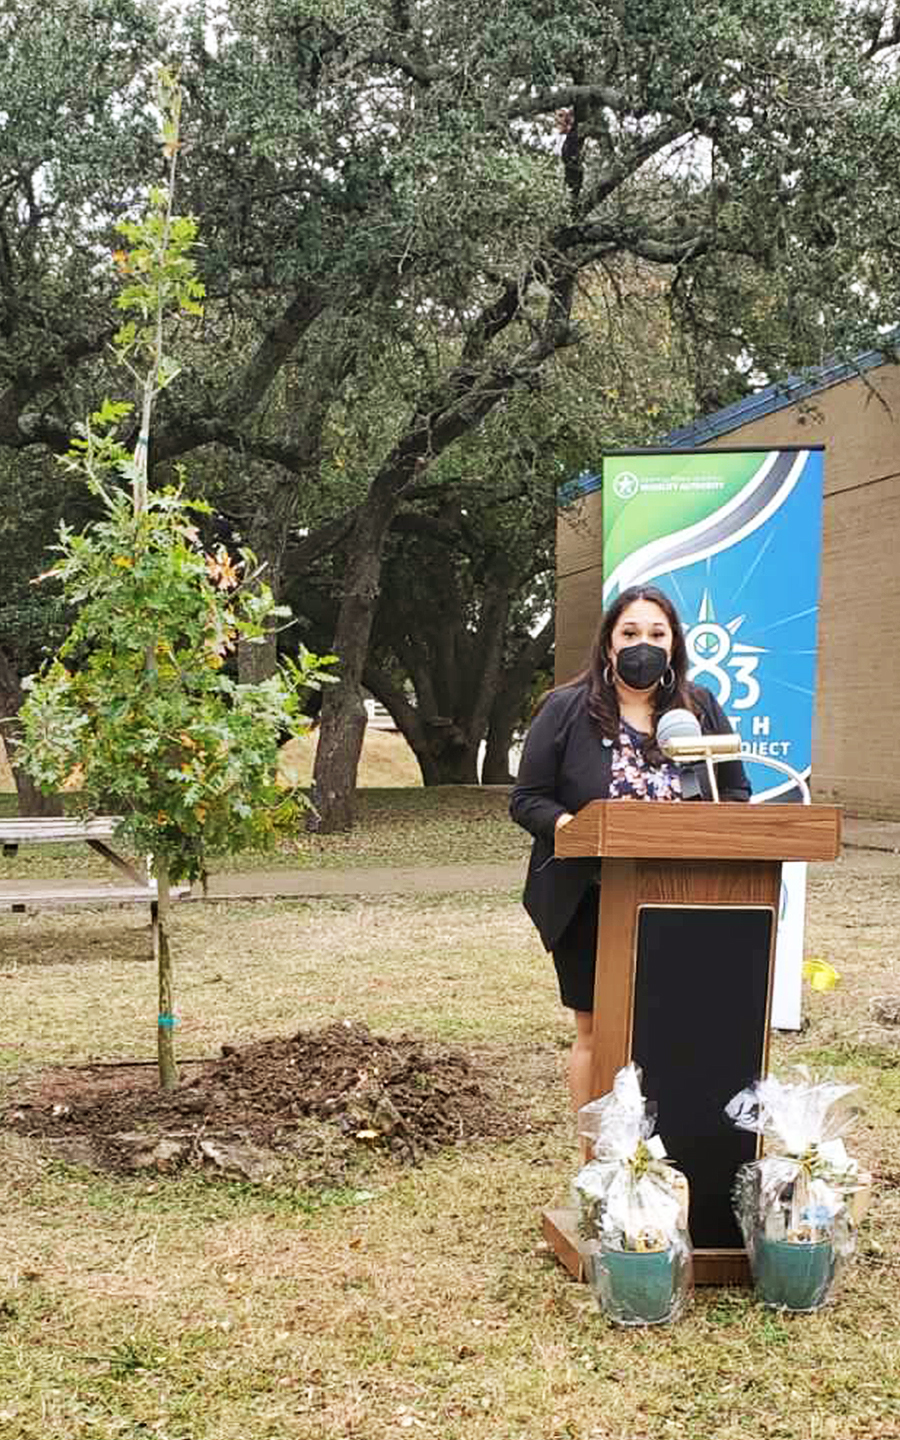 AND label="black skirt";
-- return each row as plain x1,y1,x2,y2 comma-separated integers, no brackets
550,885,600,1012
